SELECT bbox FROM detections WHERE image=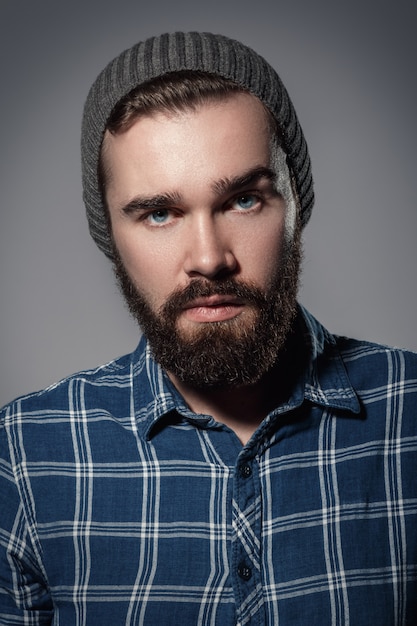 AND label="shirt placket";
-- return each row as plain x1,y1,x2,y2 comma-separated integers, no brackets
231,452,264,625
